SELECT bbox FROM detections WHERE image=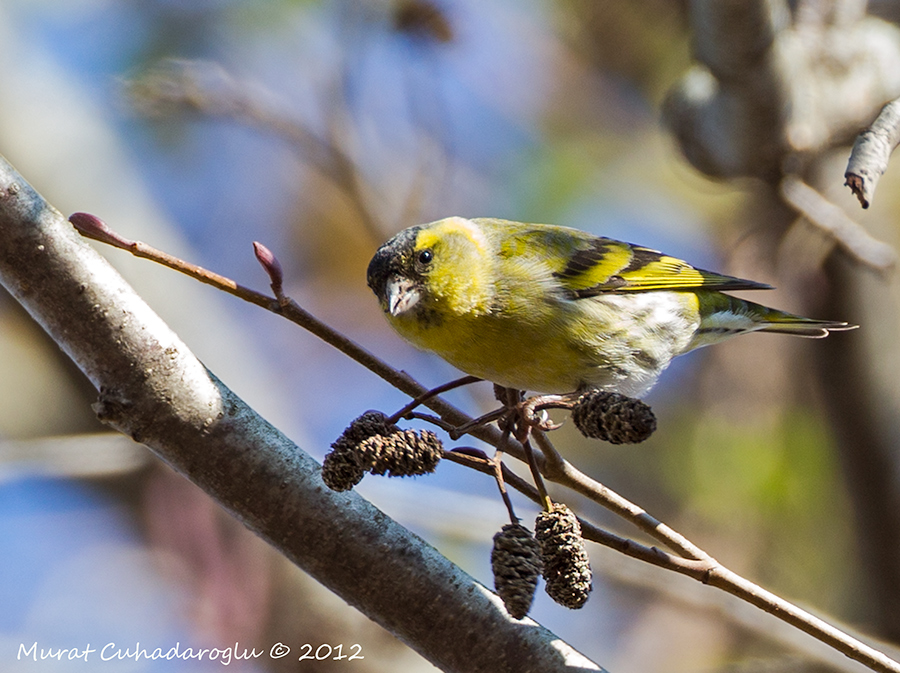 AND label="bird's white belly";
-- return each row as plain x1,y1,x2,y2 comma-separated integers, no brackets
574,291,700,396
